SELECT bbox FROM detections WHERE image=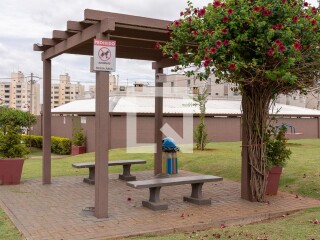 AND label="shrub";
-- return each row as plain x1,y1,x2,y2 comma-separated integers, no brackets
0,125,29,158
72,128,86,146
21,134,71,155
51,137,71,155
265,124,292,169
